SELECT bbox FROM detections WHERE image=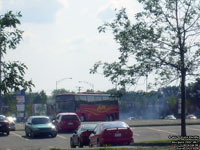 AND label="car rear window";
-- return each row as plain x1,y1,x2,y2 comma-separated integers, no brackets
61,115,78,121
102,122,129,129
82,124,96,131
32,118,50,124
